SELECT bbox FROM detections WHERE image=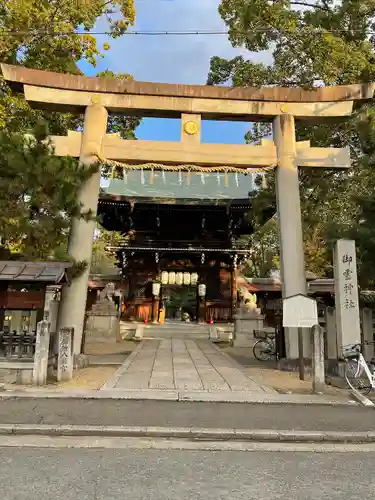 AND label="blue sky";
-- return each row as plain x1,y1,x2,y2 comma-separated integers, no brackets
78,0,266,144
